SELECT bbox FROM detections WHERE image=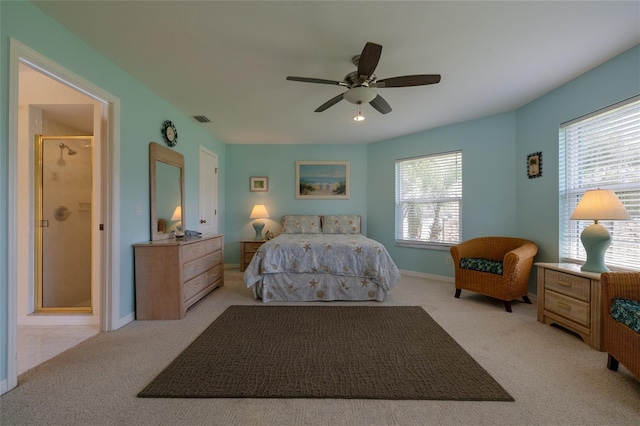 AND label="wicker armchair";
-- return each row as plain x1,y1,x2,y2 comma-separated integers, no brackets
450,236,538,312
601,272,640,380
